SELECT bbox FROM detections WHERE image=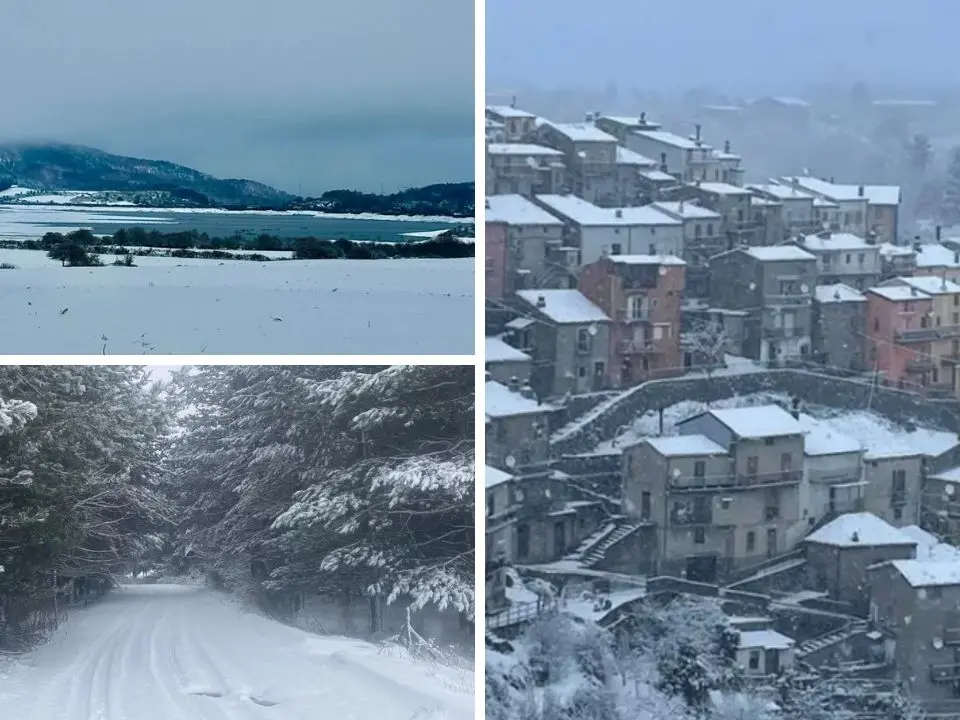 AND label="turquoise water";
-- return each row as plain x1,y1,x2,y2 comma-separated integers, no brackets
44,209,462,242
